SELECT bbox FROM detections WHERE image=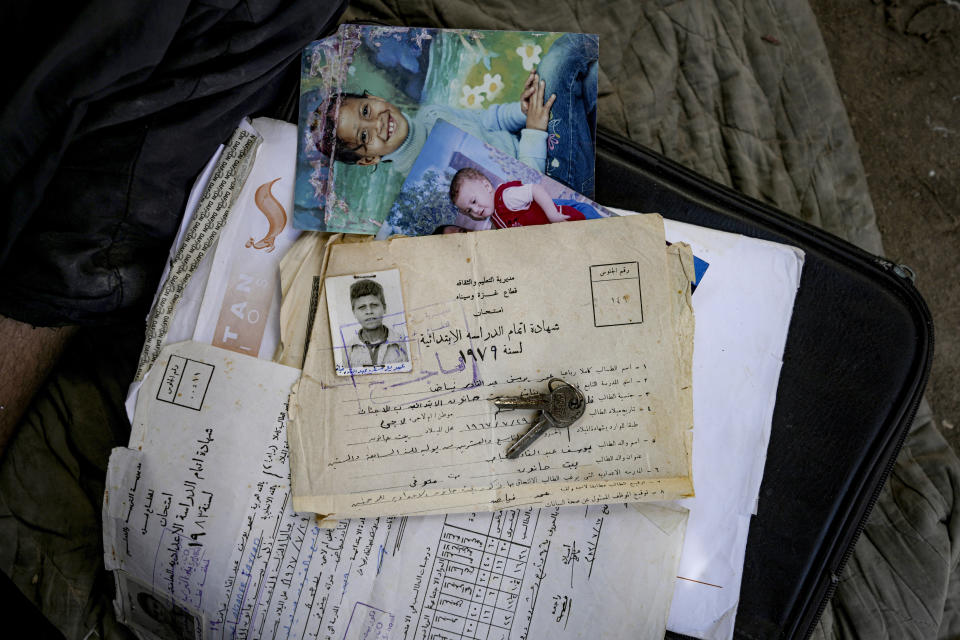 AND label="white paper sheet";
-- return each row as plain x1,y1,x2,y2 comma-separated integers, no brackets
125,117,298,422
193,117,301,360
655,217,804,639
